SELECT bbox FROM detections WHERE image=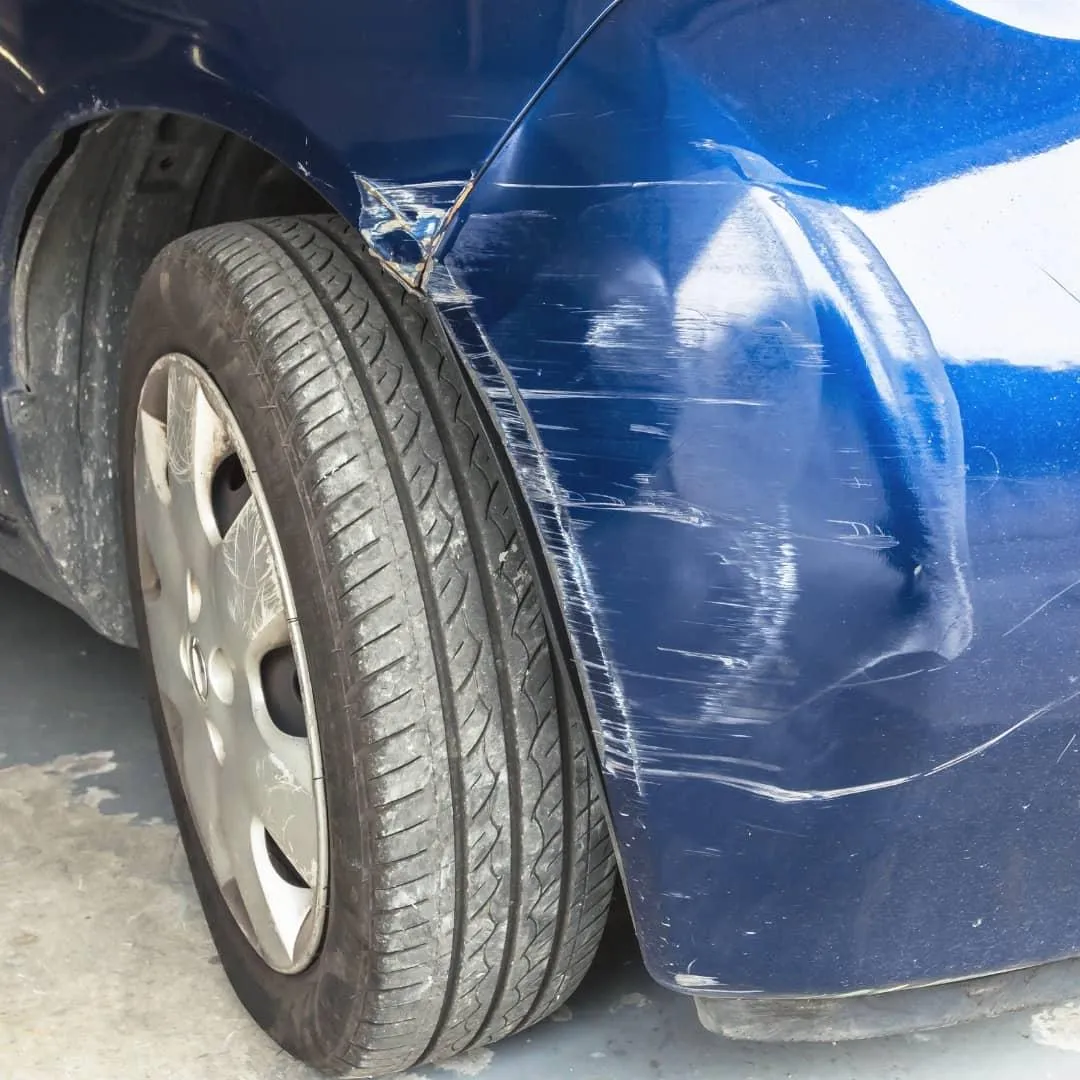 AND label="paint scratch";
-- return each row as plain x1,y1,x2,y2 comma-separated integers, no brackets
1057,733,1076,764
1003,577,1080,637
618,690,1080,802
